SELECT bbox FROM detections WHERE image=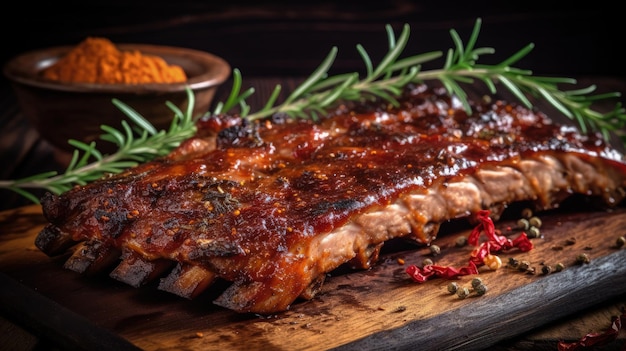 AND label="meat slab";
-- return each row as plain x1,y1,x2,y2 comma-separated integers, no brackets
35,84,626,313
